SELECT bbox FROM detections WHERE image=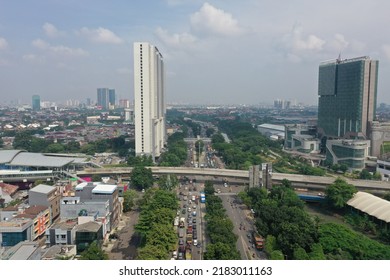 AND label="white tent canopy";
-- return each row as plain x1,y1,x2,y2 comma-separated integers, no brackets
347,191,390,223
